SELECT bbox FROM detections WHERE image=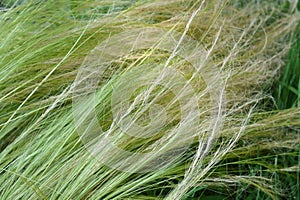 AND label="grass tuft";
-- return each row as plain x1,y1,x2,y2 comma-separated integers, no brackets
0,0,299,199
